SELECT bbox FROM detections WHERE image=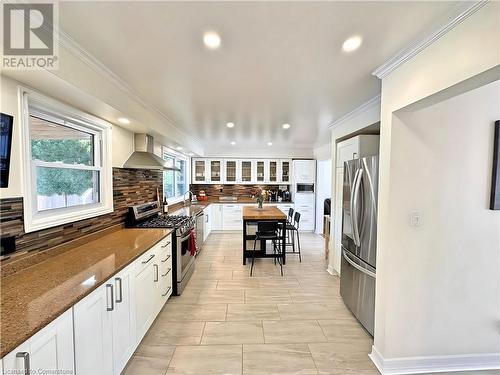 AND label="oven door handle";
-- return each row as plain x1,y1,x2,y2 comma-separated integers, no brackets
179,232,192,243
